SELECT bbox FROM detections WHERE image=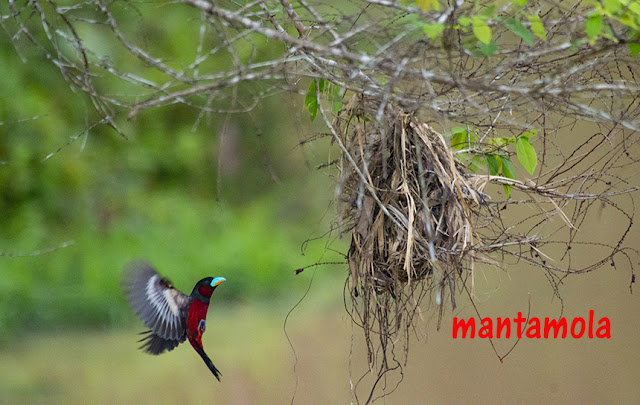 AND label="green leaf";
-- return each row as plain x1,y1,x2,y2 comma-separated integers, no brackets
519,130,536,140
604,0,622,15
620,12,639,30
451,128,475,151
451,129,468,150
469,155,485,173
458,17,472,27
304,80,315,108
629,42,640,56
423,23,445,39
446,127,467,137
500,156,516,179
486,154,500,175
416,0,440,12
630,2,640,15
500,156,515,198
458,153,484,173
331,85,343,115
305,80,318,122
516,136,538,174
490,137,514,147
472,17,492,44
603,24,620,41
503,184,512,198
504,18,534,46
585,14,603,41
479,41,498,56
490,138,504,147
528,15,547,41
